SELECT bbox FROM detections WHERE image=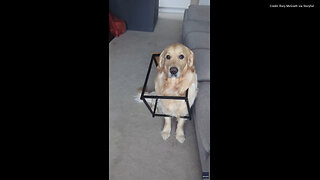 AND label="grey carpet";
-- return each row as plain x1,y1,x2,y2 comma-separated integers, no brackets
109,13,202,180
